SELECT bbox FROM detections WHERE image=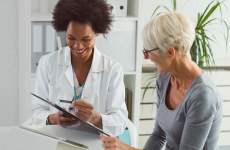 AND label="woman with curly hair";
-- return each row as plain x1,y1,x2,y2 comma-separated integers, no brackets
31,0,128,137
